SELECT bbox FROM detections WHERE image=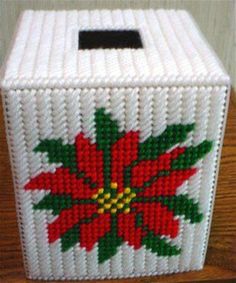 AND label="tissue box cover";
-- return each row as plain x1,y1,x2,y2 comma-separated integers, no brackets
0,9,230,280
